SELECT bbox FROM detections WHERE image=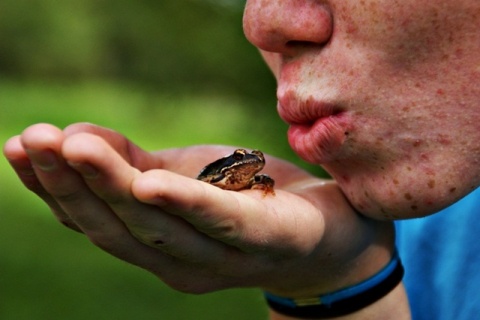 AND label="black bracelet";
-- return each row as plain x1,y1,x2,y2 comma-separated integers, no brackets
264,250,404,319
